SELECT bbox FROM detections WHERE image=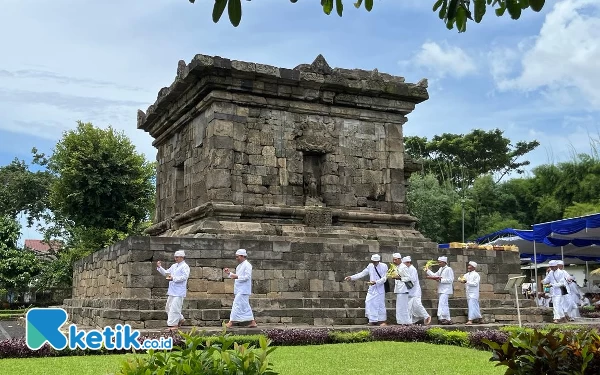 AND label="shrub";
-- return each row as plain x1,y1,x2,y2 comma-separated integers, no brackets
370,325,429,342
116,329,278,375
426,328,469,347
468,329,508,350
484,328,600,375
329,330,372,343
263,328,332,346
